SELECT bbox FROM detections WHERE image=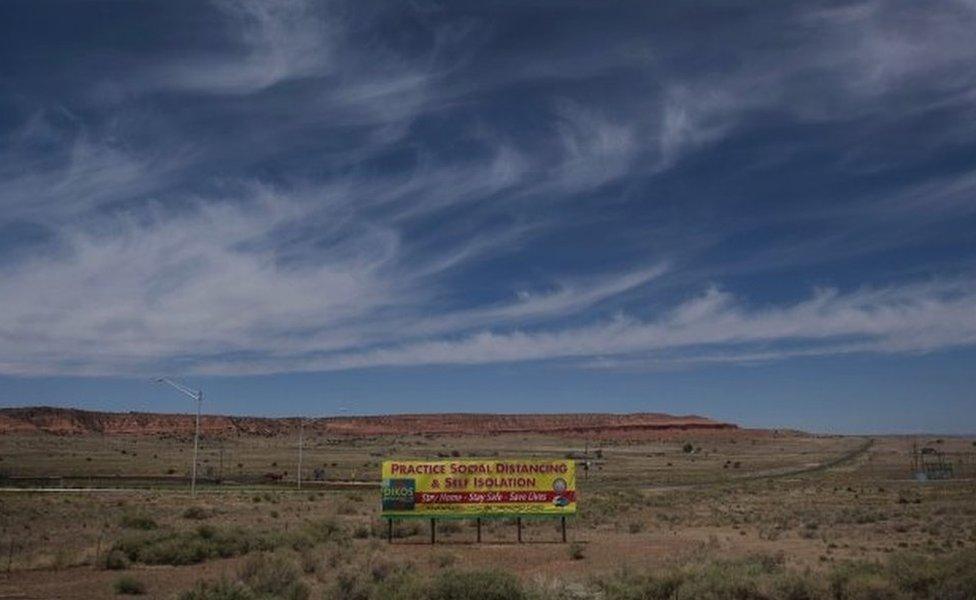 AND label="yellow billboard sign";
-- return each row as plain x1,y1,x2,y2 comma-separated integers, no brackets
381,459,577,517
